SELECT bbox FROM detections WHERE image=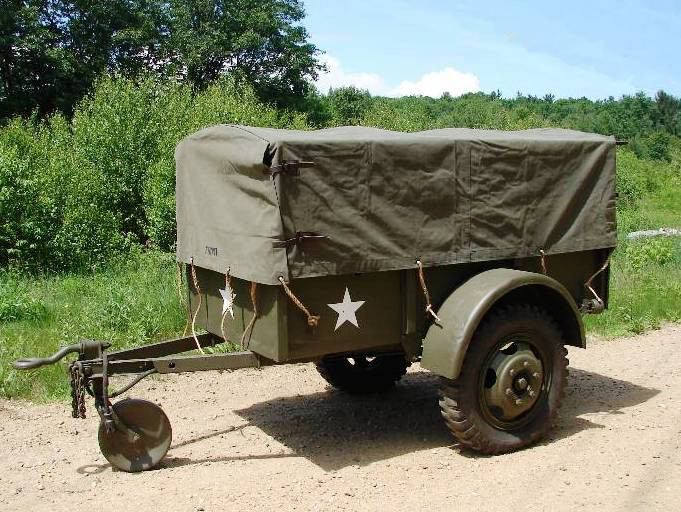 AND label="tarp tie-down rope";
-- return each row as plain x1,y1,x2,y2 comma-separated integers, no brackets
176,262,190,336
416,260,442,323
539,249,548,275
240,282,259,349
278,276,320,328
584,253,612,306
220,268,233,343
189,258,206,355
